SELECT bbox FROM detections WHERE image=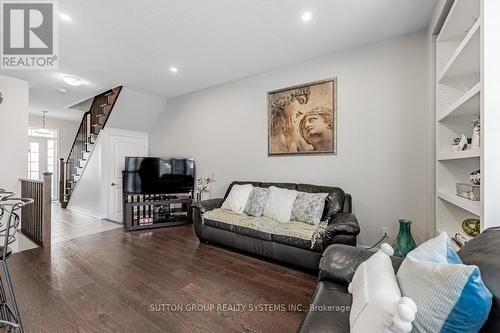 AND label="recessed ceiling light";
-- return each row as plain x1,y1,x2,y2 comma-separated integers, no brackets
301,12,312,22
58,88,68,94
169,66,179,73
61,75,83,86
59,12,72,22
